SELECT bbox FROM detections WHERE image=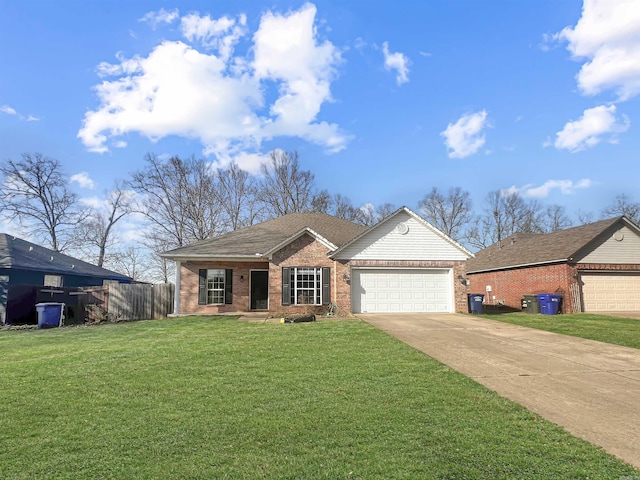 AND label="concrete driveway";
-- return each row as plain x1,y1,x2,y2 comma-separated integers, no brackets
359,313,640,469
